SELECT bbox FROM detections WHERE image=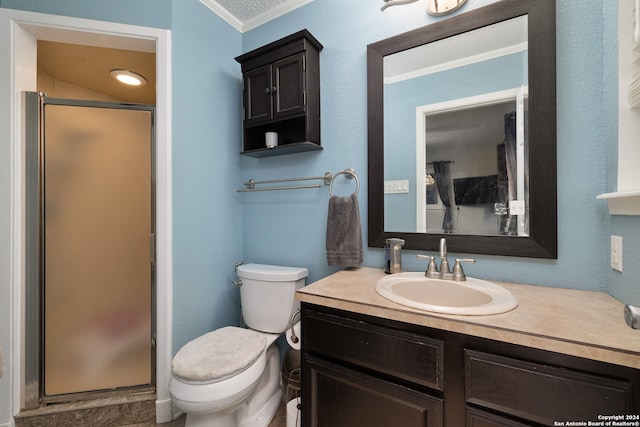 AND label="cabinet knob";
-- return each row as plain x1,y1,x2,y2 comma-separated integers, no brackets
264,87,271,94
